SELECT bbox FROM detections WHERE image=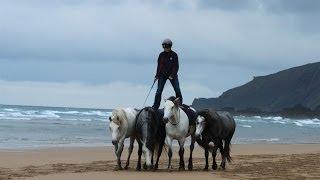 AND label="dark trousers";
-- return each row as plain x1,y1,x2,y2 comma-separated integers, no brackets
152,76,183,109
